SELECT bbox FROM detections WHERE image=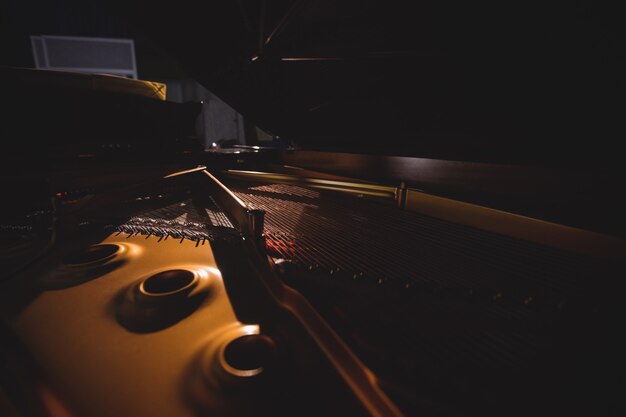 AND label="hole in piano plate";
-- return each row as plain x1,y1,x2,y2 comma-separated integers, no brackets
62,244,119,265
140,269,196,296
224,334,277,372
